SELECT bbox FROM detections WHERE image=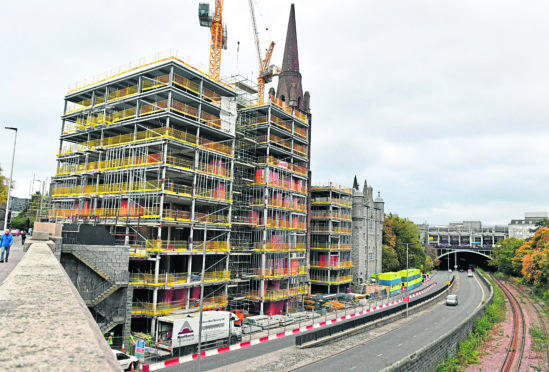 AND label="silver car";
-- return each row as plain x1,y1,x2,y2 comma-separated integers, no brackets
446,294,458,306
